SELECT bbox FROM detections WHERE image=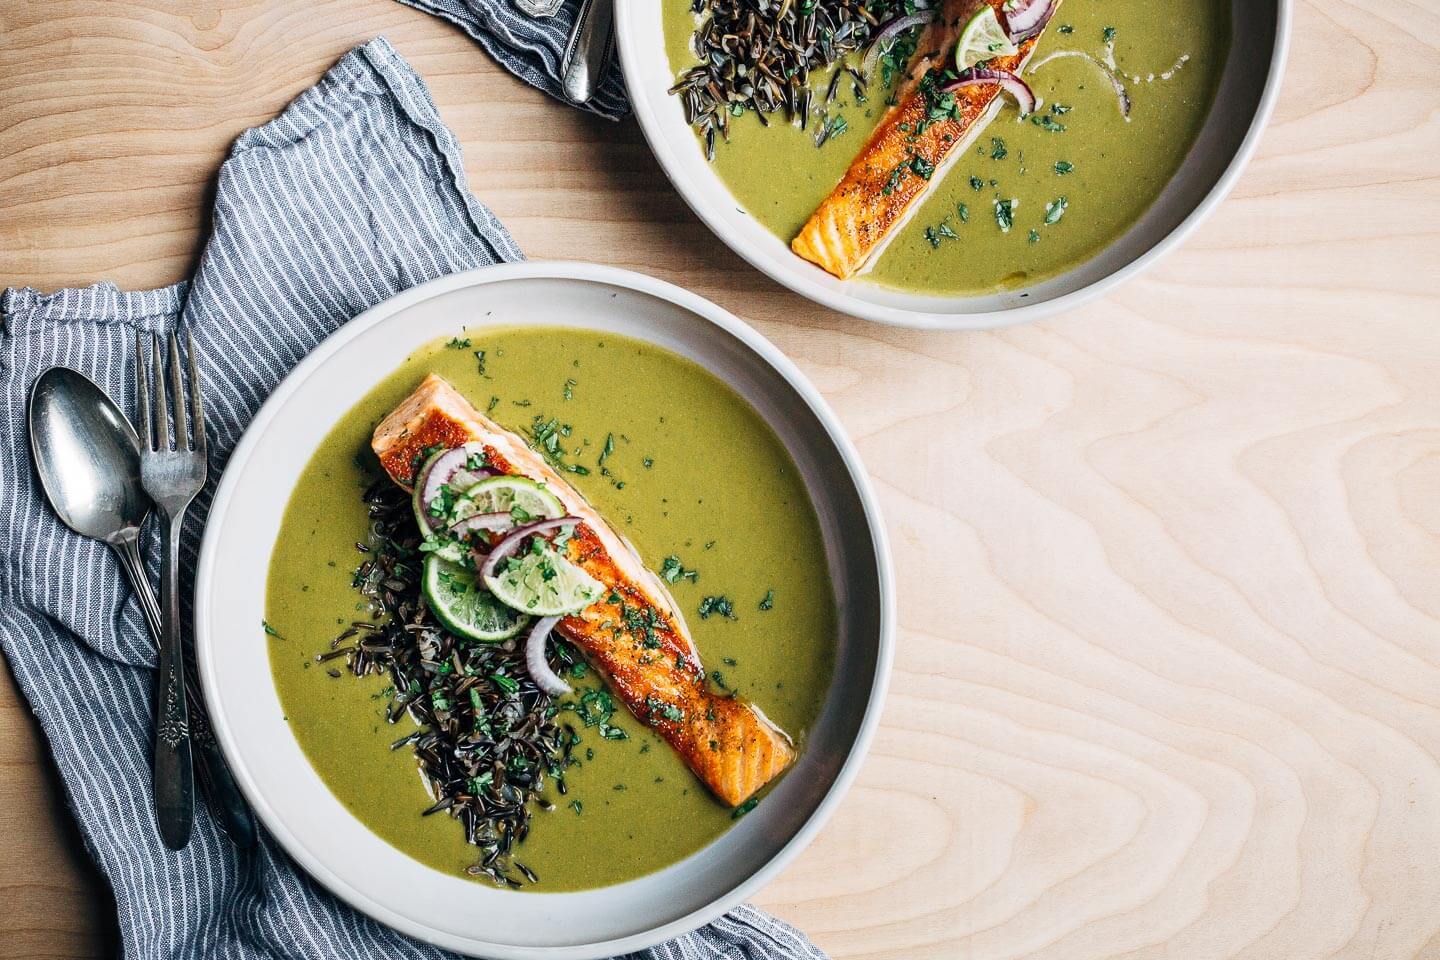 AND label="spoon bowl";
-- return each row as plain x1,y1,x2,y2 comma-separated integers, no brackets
28,366,149,544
